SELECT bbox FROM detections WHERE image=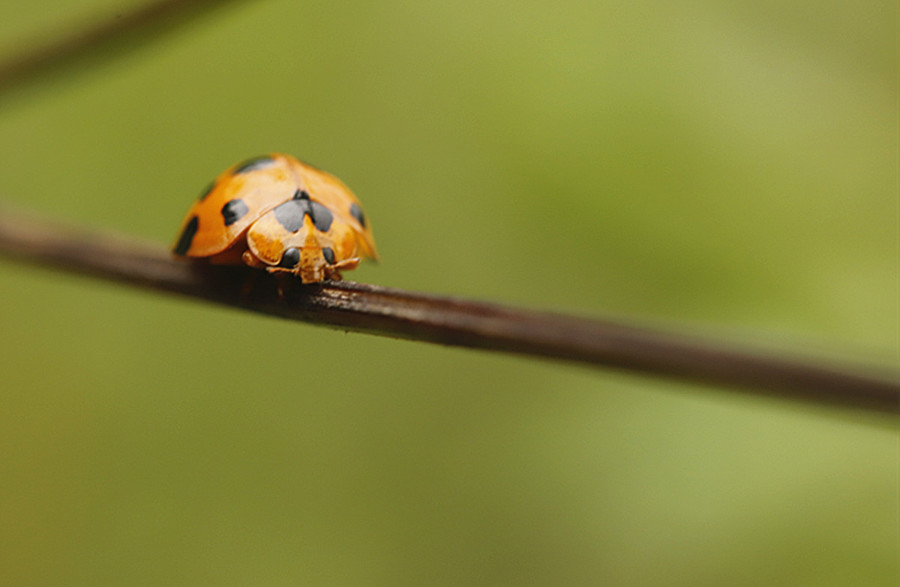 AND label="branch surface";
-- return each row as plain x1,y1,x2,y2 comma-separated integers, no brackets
1,206,897,416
